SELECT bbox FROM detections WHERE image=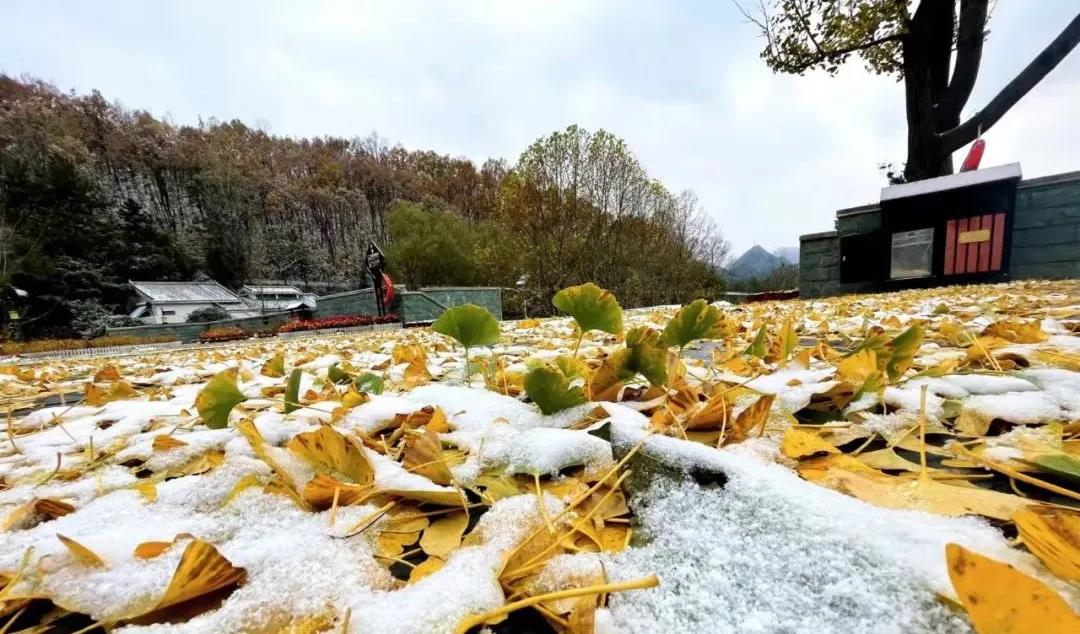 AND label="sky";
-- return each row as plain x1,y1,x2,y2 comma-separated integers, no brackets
1,1,1078,256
